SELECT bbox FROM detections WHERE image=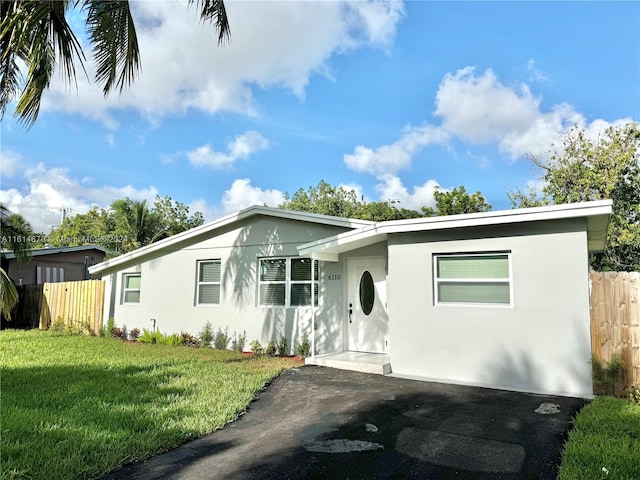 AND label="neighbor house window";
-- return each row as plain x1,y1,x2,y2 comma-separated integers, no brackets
36,266,64,284
259,257,318,307
122,273,141,304
197,260,221,305
434,253,512,306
